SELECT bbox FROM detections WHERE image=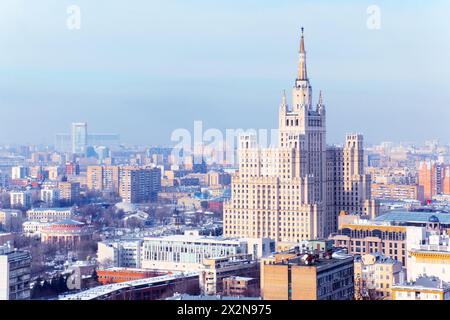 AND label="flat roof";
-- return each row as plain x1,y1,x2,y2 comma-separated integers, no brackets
144,234,244,244
166,294,260,300
394,276,450,291
28,207,73,212
59,272,199,300
52,219,84,226
375,211,450,224
354,253,399,264
224,276,254,281
273,253,353,269
98,267,163,273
